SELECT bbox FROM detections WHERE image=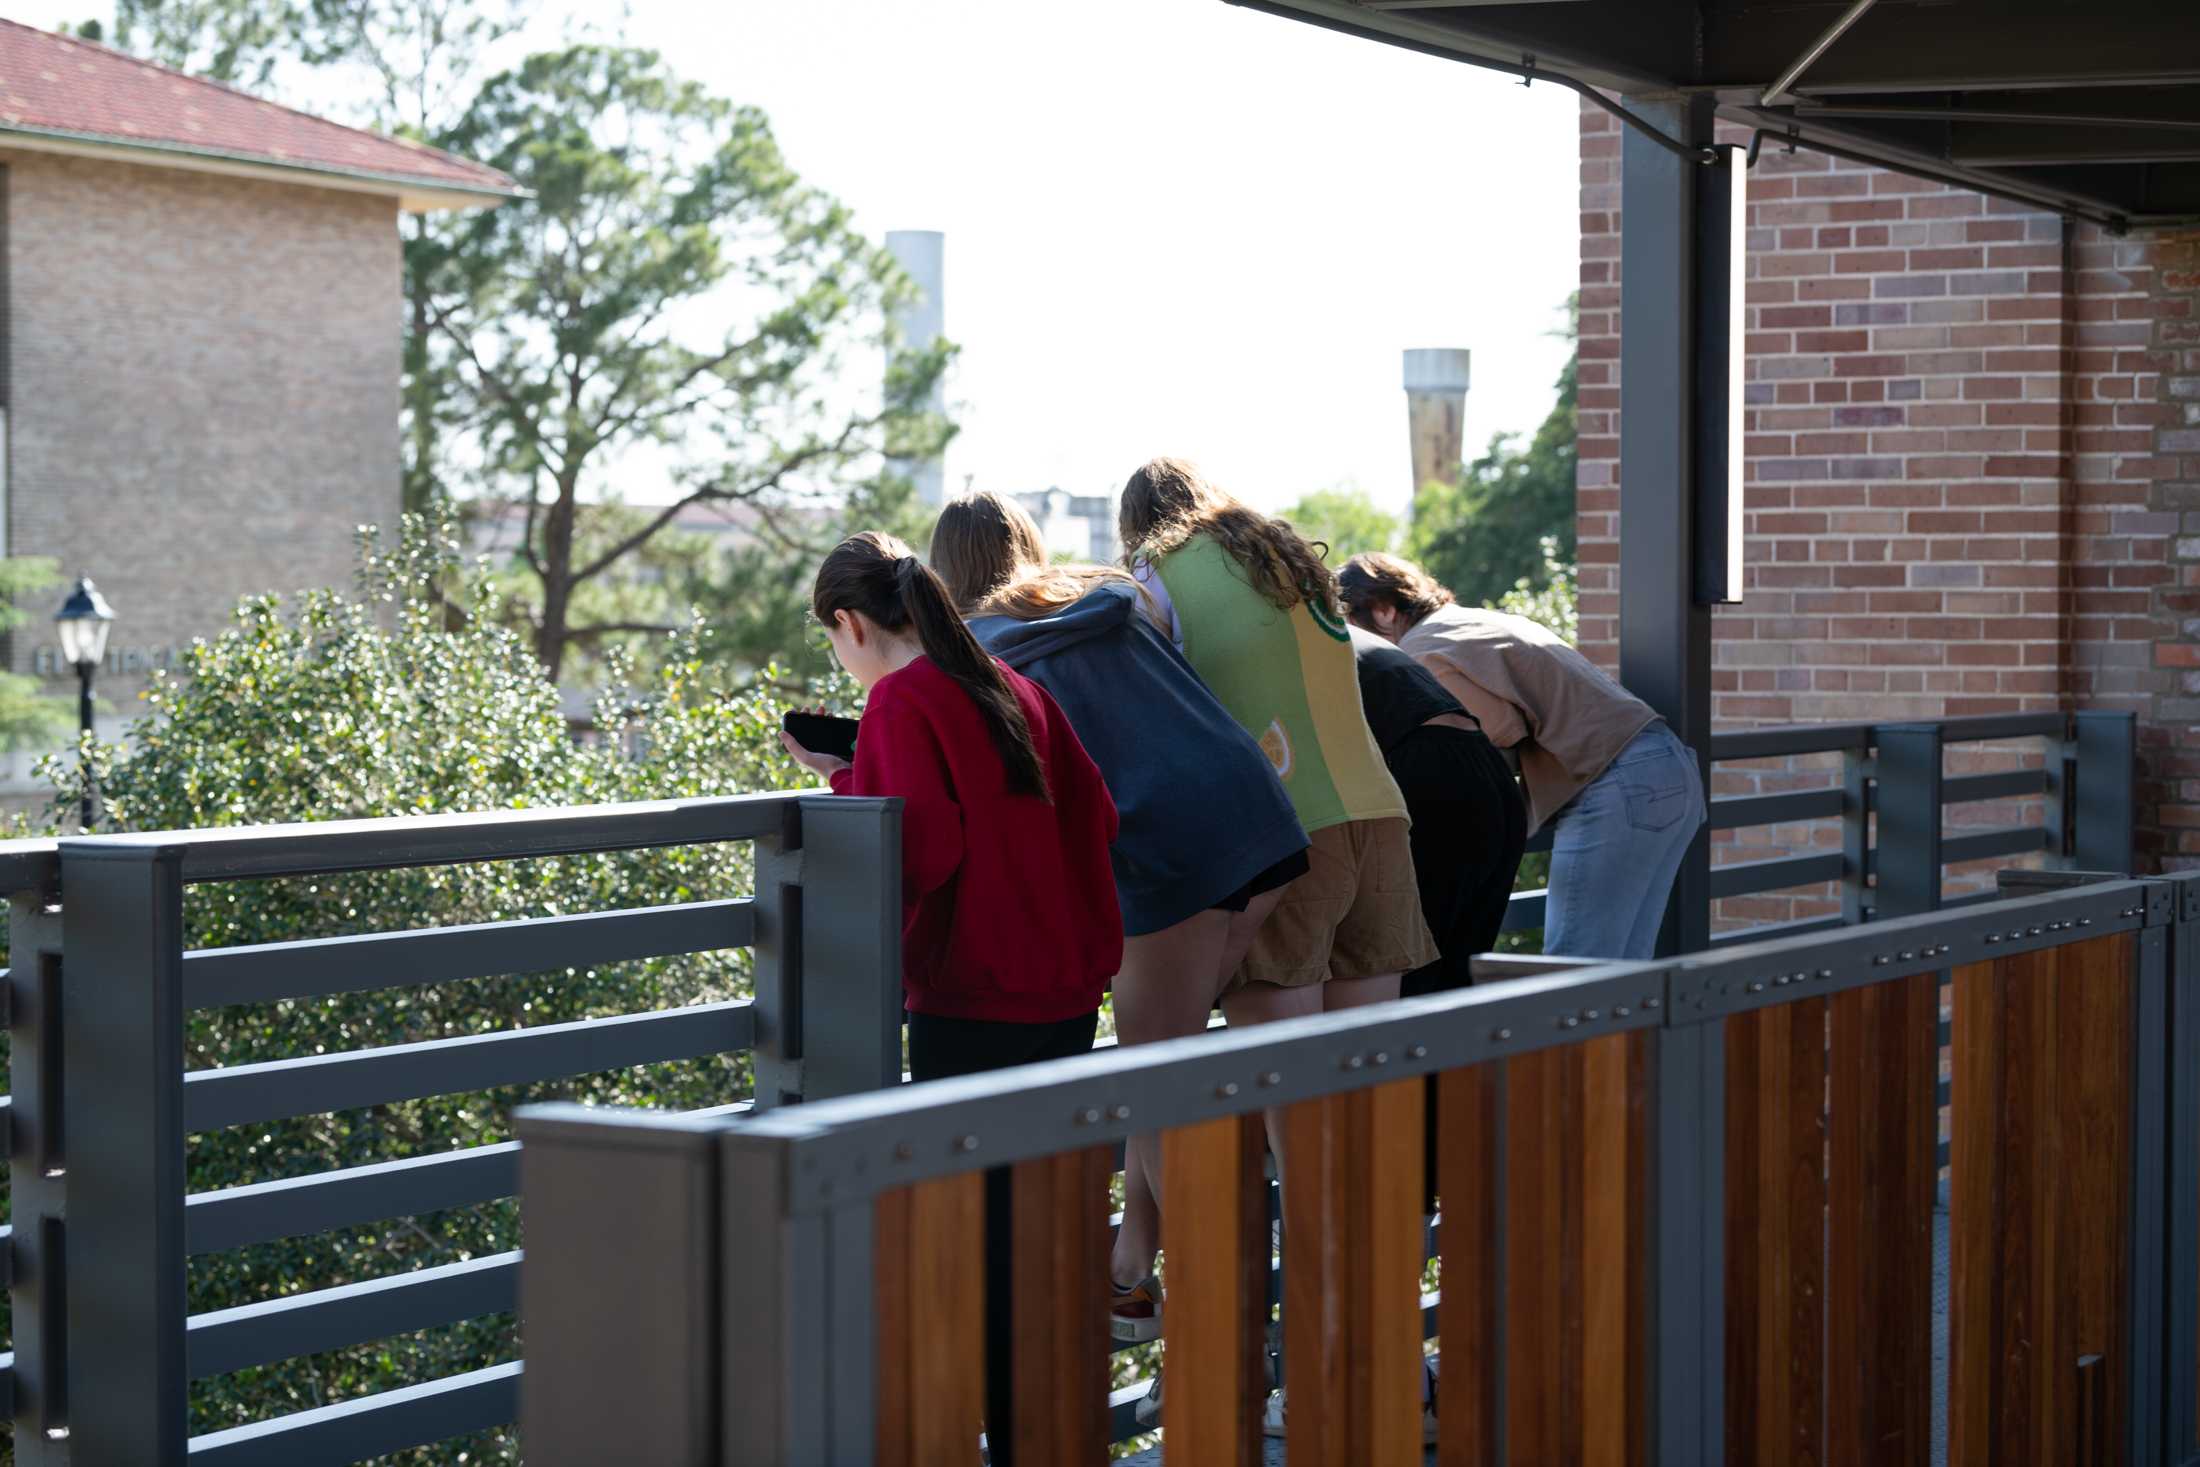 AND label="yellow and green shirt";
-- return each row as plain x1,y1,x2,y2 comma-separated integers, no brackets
1138,534,1406,836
